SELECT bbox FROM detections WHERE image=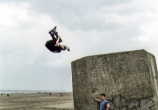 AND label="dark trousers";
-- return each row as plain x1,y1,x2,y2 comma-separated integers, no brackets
49,32,62,43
